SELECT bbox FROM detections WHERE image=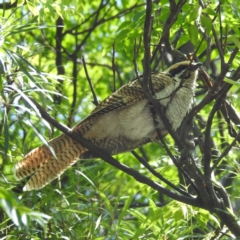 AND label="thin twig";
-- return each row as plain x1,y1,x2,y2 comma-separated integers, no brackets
212,25,224,64
70,3,145,57
203,97,222,177
82,56,99,106
112,41,116,92
219,2,223,50
228,47,239,65
150,0,187,64
131,150,191,197
211,132,240,172
133,38,141,80
142,0,152,91
116,201,168,209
